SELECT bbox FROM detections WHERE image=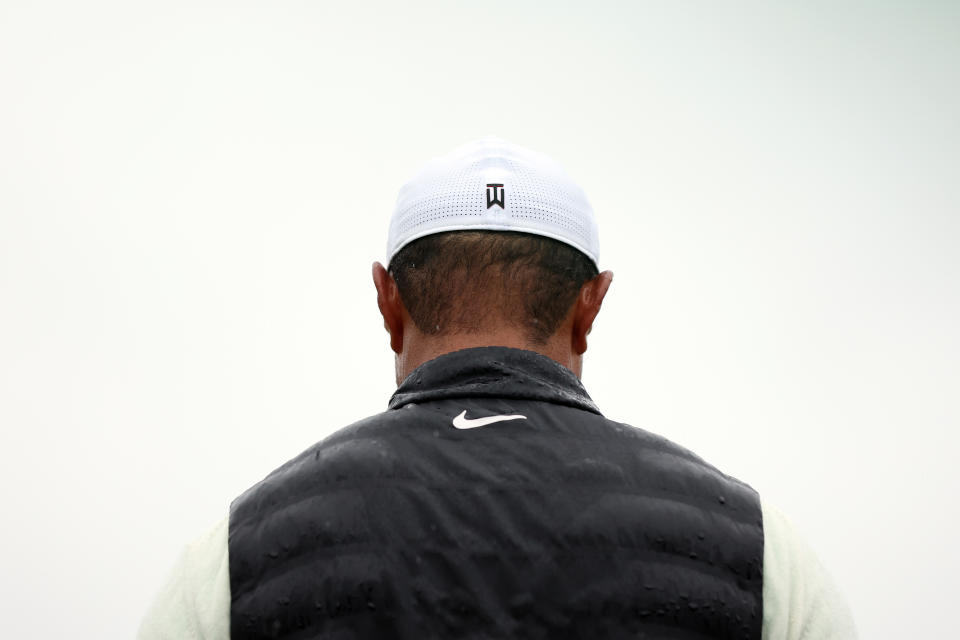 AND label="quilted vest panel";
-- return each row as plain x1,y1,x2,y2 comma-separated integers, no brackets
229,396,763,639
